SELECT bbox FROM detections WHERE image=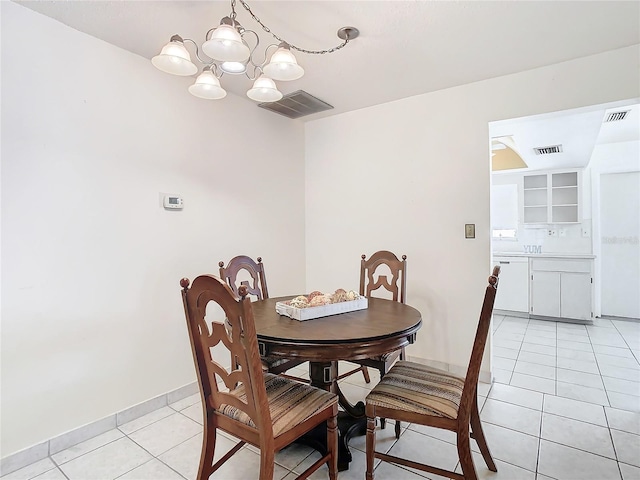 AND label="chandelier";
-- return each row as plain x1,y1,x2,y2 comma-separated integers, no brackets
151,0,359,103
